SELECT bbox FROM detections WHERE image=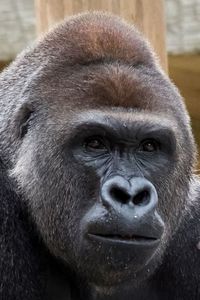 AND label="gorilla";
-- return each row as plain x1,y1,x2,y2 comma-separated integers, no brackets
0,11,200,300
